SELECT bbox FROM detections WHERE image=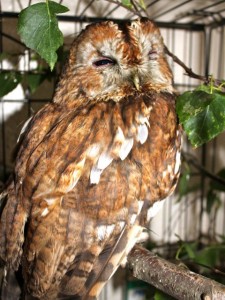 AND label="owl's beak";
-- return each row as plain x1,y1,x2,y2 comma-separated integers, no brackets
132,74,140,90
